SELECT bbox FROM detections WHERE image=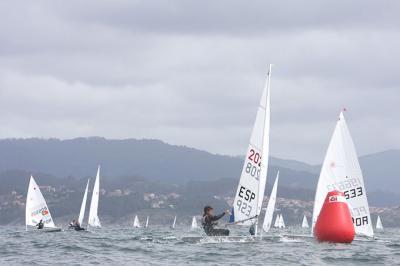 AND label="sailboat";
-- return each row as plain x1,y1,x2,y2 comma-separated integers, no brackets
145,216,149,228
74,179,90,230
191,216,198,230
171,216,177,229
25,176,61,232
376,216,383,231
88,166,101,228
274,214,280,228
230,64,273,236
262,171,279,232
312,112,374,238
301,215,309,228
133,215,141,228
279,214,286,228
